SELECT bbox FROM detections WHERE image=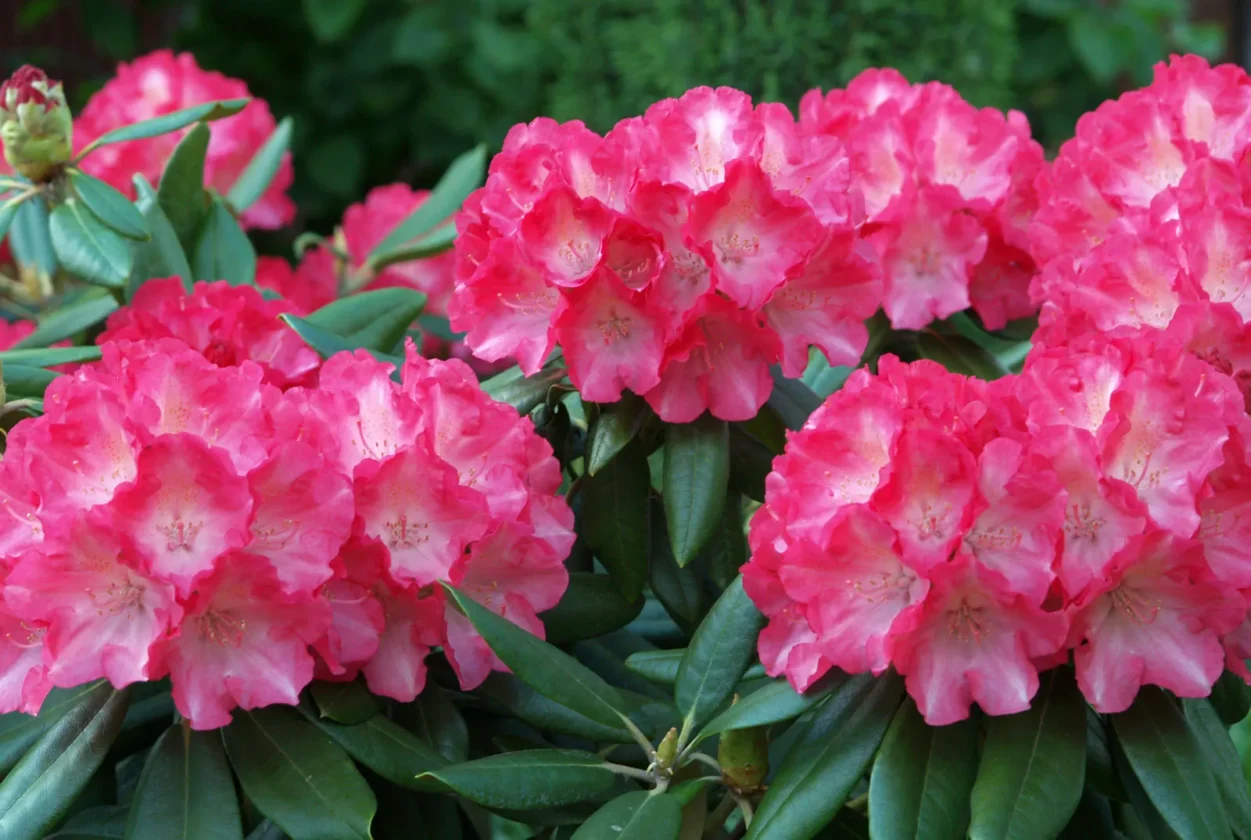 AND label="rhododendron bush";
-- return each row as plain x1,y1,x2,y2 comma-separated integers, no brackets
1,50,1251,840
